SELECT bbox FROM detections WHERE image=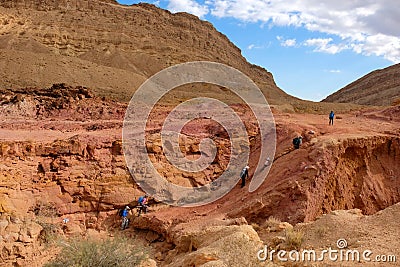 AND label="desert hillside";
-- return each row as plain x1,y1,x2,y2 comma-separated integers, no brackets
323,63,400,106
0,0,366,113
0,0,293,104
